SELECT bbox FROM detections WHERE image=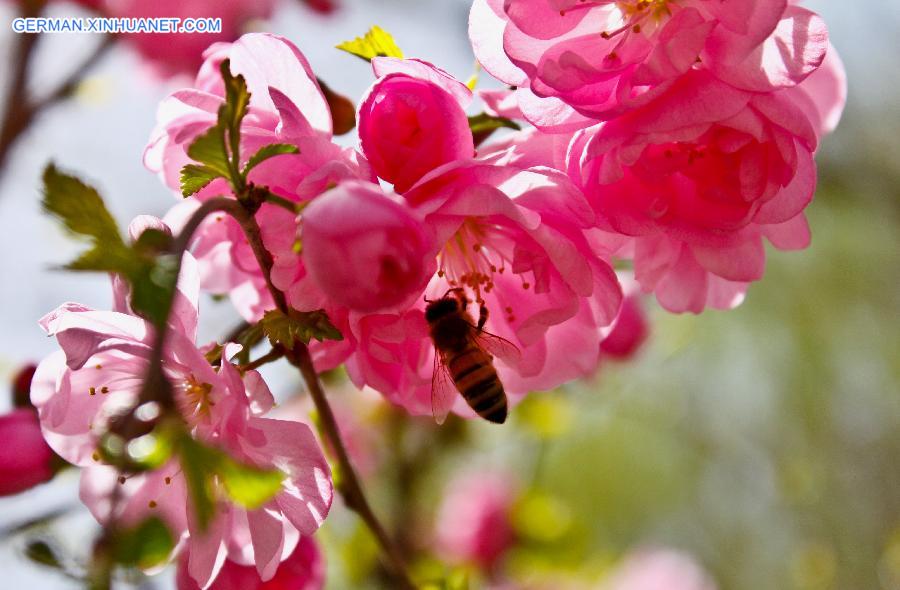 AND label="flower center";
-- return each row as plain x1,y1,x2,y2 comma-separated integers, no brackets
175,374,215,426
559,0,677,63
437,219,529,324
